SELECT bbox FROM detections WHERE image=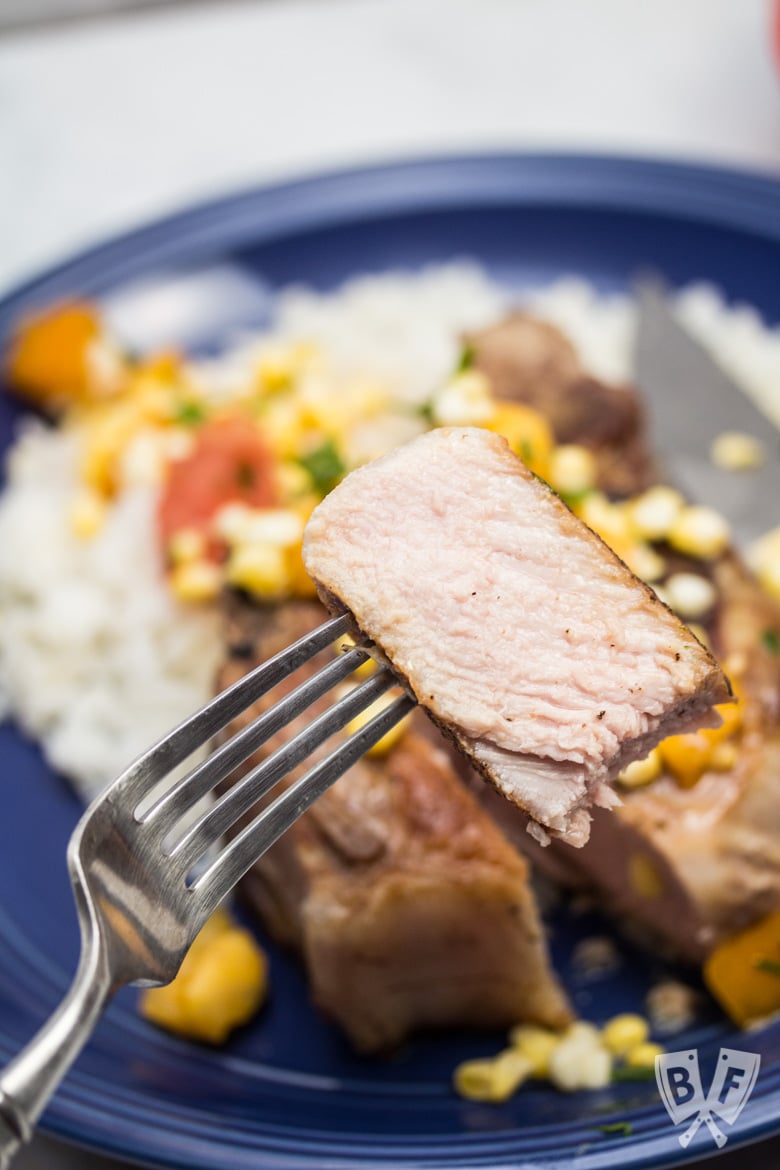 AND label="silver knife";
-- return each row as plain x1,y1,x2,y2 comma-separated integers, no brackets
634,280,780,548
